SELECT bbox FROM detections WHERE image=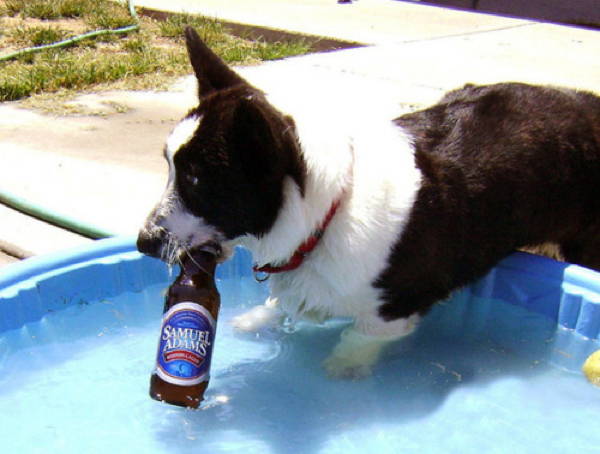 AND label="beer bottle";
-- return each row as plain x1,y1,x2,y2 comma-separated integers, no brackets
149,244,221,408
